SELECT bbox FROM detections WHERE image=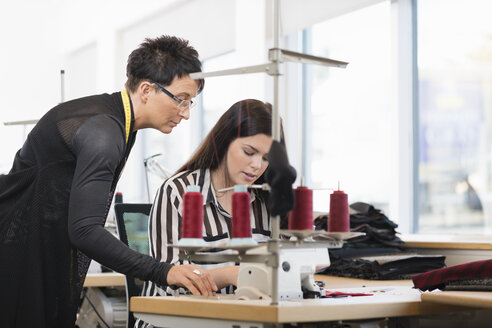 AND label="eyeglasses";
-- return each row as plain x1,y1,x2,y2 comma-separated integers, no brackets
153,81,196,110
